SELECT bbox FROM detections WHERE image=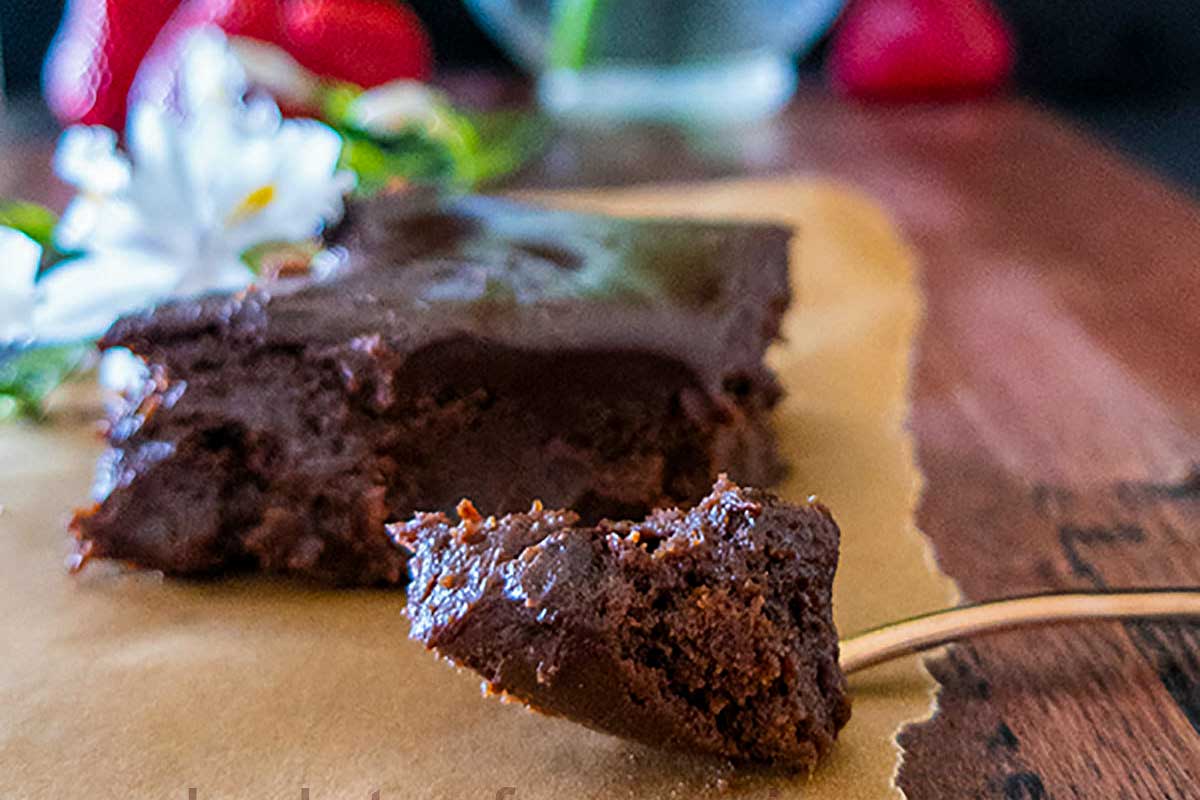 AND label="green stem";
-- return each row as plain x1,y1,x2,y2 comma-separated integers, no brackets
548,0,604,70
